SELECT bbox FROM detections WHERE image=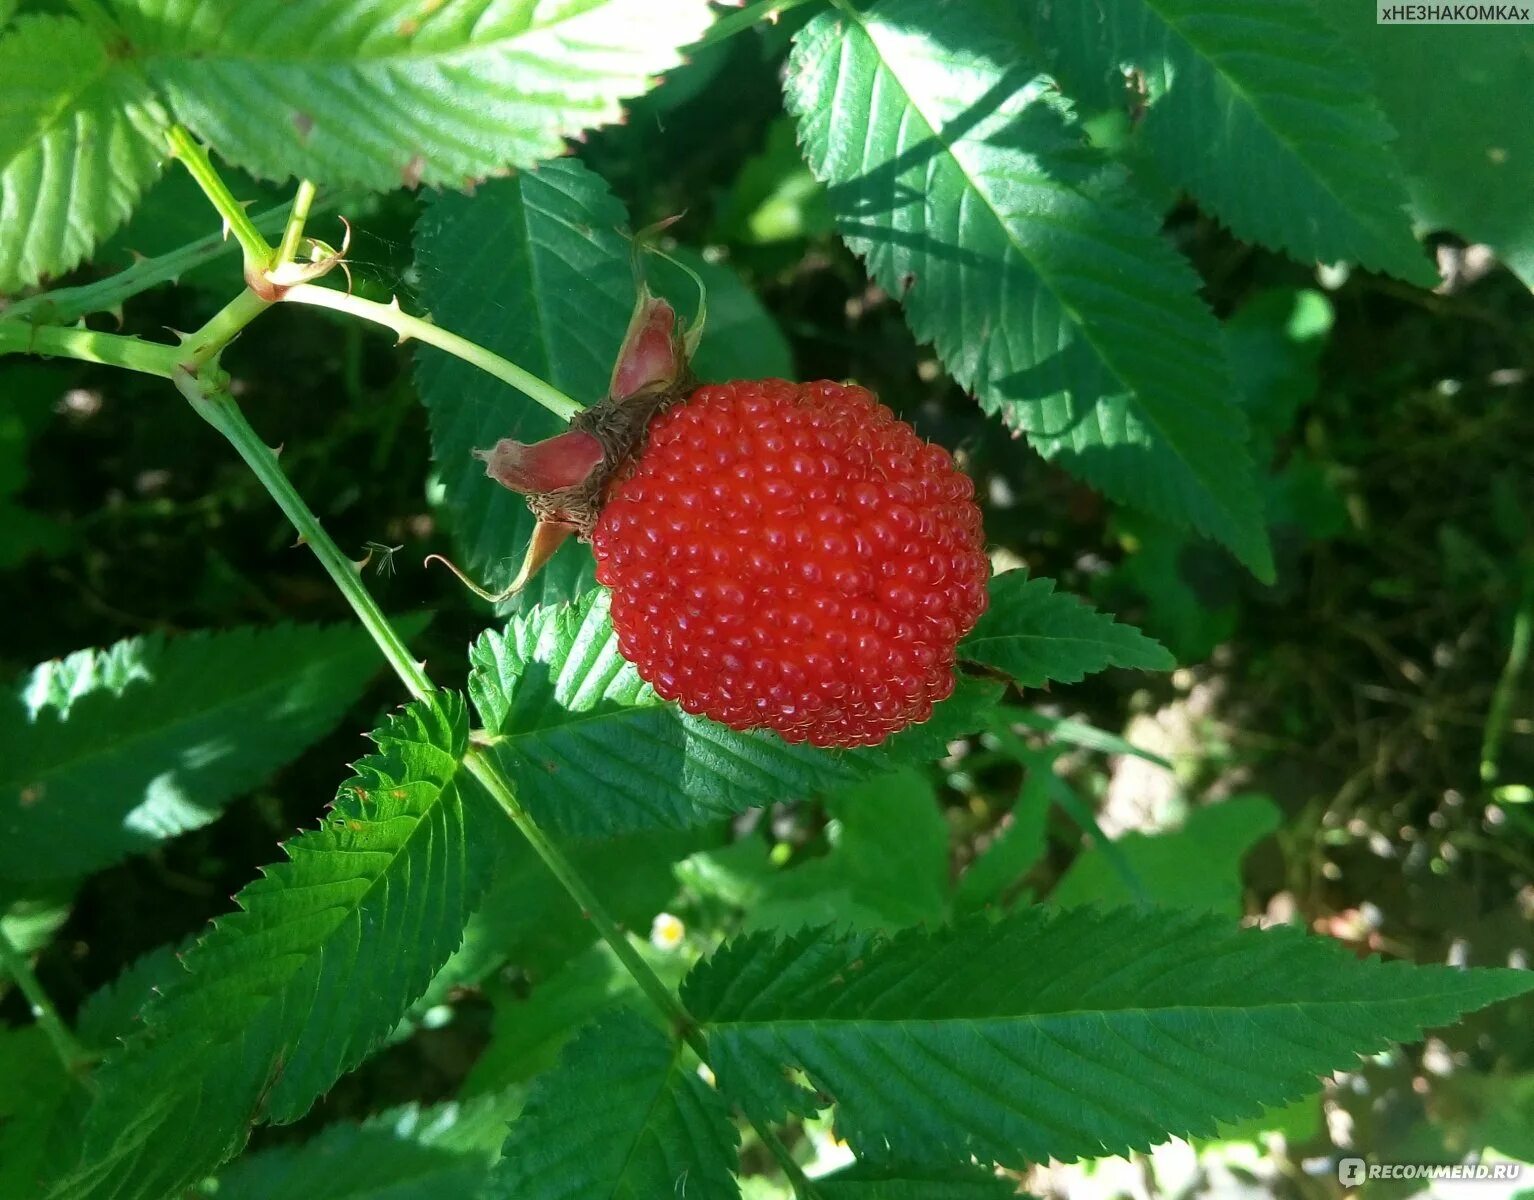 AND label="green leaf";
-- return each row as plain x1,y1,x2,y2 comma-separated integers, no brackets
1105,509,1240,664
658,249,795,385
424,825,707,1003
414,159,790,615
0,14,167,293
74,942,187,1054
0,623,400,882
786,0,1272,578
1050,794,1280,916
414,159,631,613
1032,0,1433,285
1224,289,1334,456
490,1009,740,1200
0,887,71,957
712,117,835,247
816,1163,1021,1200
465,937,683,1097
52,694,493,1200
952,757,1052,913
211,1097,515,1200
685,907,1534,1170
746,769,950,934
106,0,713,189
0,1027,84,1200
1324,15,1534,288
468,589,999,837
960,571,1172,687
